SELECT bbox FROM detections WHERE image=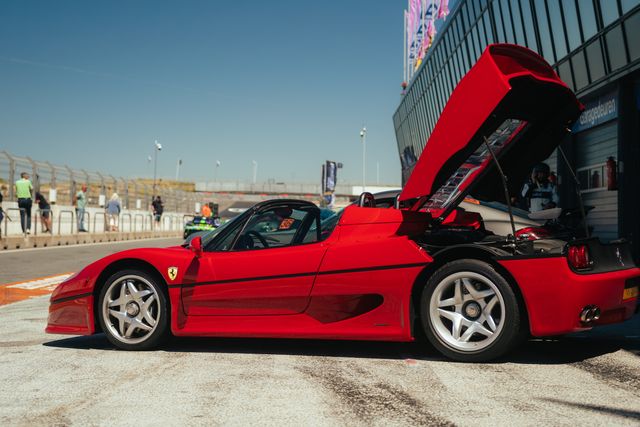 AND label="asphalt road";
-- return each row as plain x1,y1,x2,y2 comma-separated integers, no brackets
0,240,639,426
0,237,182,284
